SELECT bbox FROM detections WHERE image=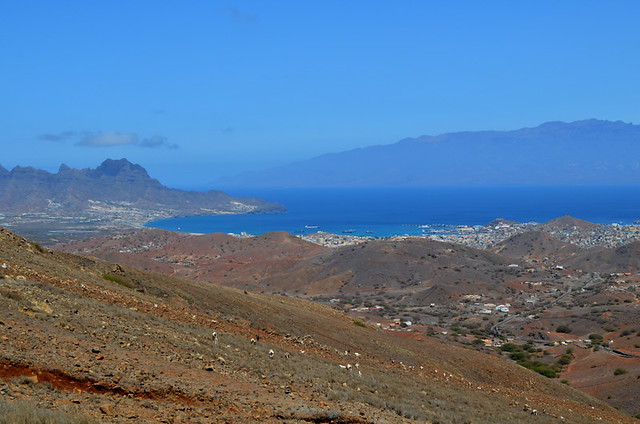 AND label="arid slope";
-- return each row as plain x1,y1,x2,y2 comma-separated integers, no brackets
1,226,632,423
